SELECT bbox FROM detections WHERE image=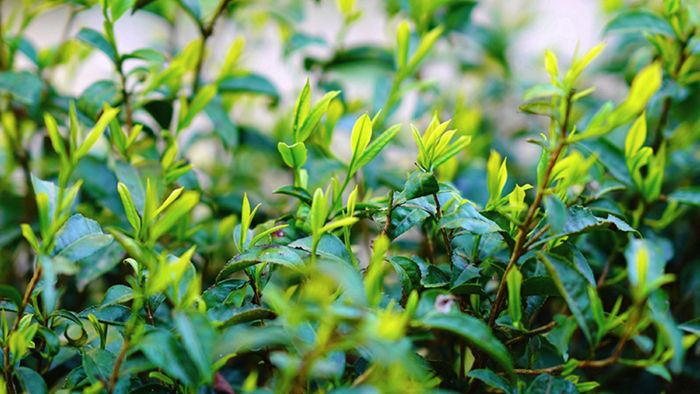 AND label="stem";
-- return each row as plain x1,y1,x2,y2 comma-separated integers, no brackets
433,193,453,269
381,191,394,236
504,321,557,346
107,337,130,393
191,0,233,93
118,67,133,131
487,91,573,328
509,304,641,376
2,265,43,394
652,30,692,151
